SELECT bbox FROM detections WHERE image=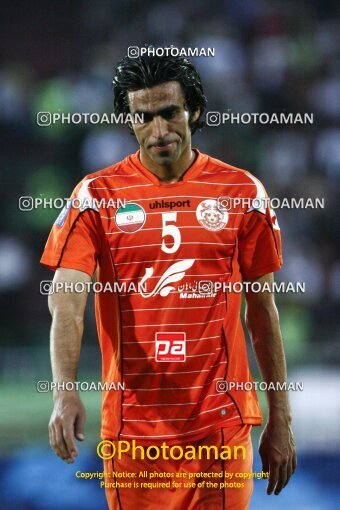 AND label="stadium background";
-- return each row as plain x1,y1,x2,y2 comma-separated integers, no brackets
0,0,339,508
